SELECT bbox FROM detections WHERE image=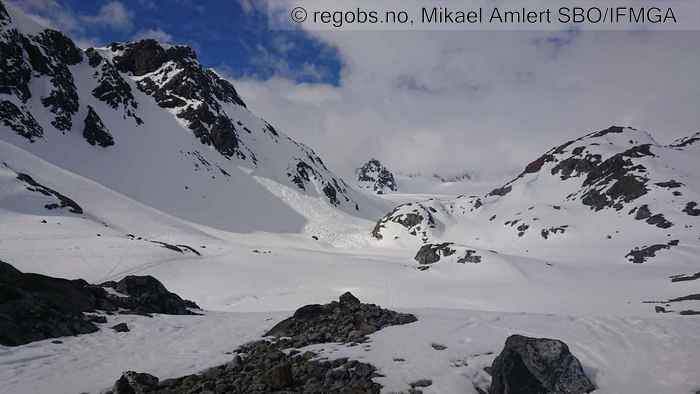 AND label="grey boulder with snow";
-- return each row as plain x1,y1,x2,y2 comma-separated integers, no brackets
489,334,595,394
